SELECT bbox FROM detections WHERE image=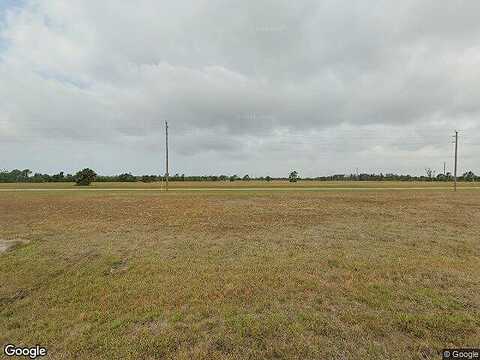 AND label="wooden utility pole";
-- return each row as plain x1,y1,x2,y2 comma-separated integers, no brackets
165,121,169,191
454,130,458,192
